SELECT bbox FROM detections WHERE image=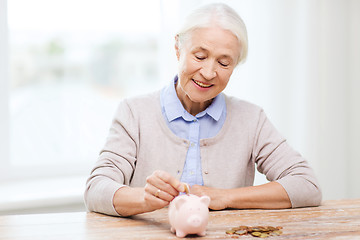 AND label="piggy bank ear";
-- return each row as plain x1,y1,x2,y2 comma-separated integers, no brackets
200,196,211,207
175,198,187,210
